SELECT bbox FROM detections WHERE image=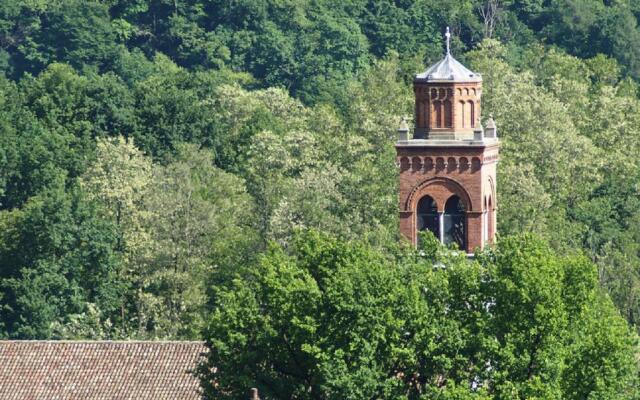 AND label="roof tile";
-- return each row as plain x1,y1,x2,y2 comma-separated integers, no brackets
0,341,206,400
